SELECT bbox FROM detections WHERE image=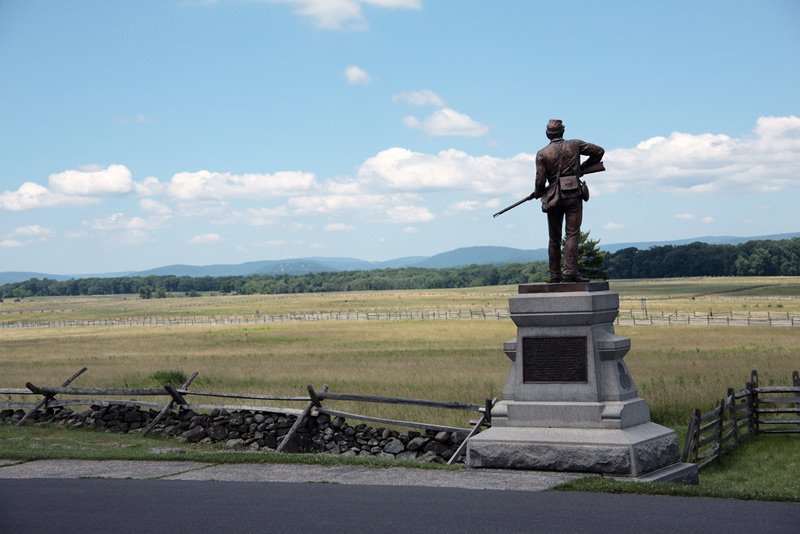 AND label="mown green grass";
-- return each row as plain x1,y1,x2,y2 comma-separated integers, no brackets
0,424,459,470
553,434,800,502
